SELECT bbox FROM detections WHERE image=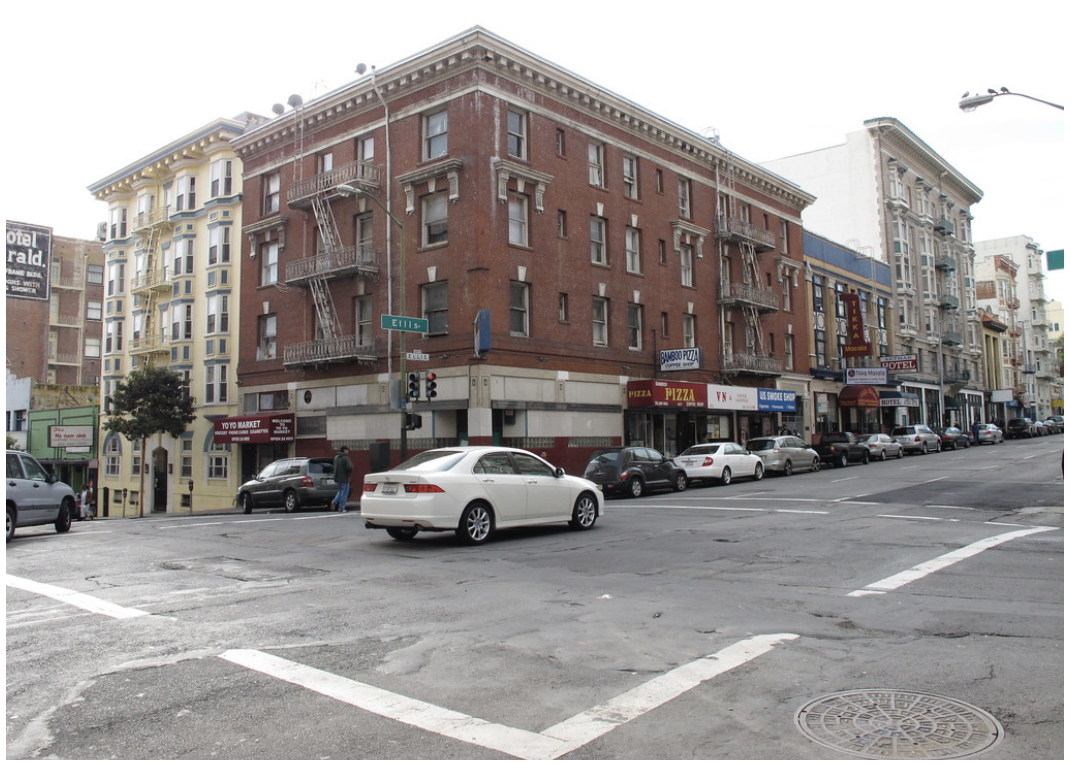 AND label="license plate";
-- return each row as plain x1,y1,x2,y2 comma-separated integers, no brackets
381,483,398,495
